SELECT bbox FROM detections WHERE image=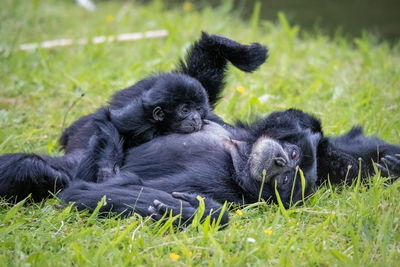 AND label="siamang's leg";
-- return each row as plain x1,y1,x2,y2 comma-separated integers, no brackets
178,32,268,107
74,108,124,182
60,174,228,226
0,152,77,201
317,138,360,185
317,127,400,185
